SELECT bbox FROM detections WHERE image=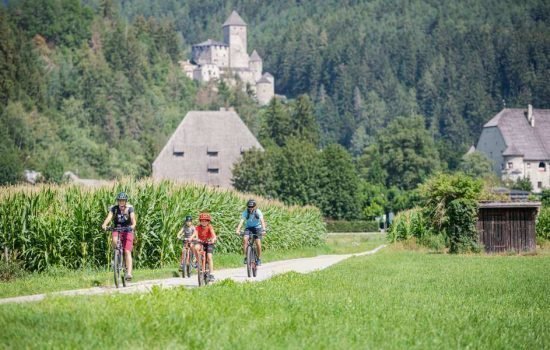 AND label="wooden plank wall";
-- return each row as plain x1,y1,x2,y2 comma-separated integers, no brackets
476,208,537,252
